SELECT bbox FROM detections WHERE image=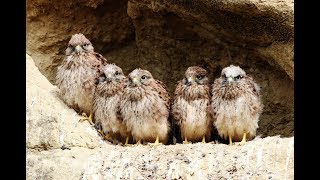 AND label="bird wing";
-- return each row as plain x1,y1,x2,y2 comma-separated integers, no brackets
153,79,170,110
173,80,183,101
83,54,105,90
171,80,184,125
93,52,108,65
246,76,261,97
